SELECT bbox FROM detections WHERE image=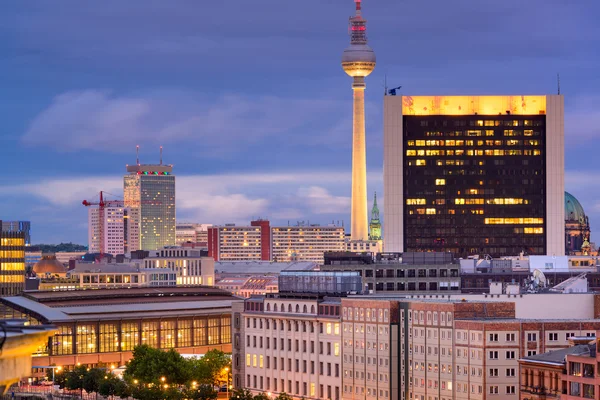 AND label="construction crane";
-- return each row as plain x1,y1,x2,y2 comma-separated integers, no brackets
82,191,161,260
